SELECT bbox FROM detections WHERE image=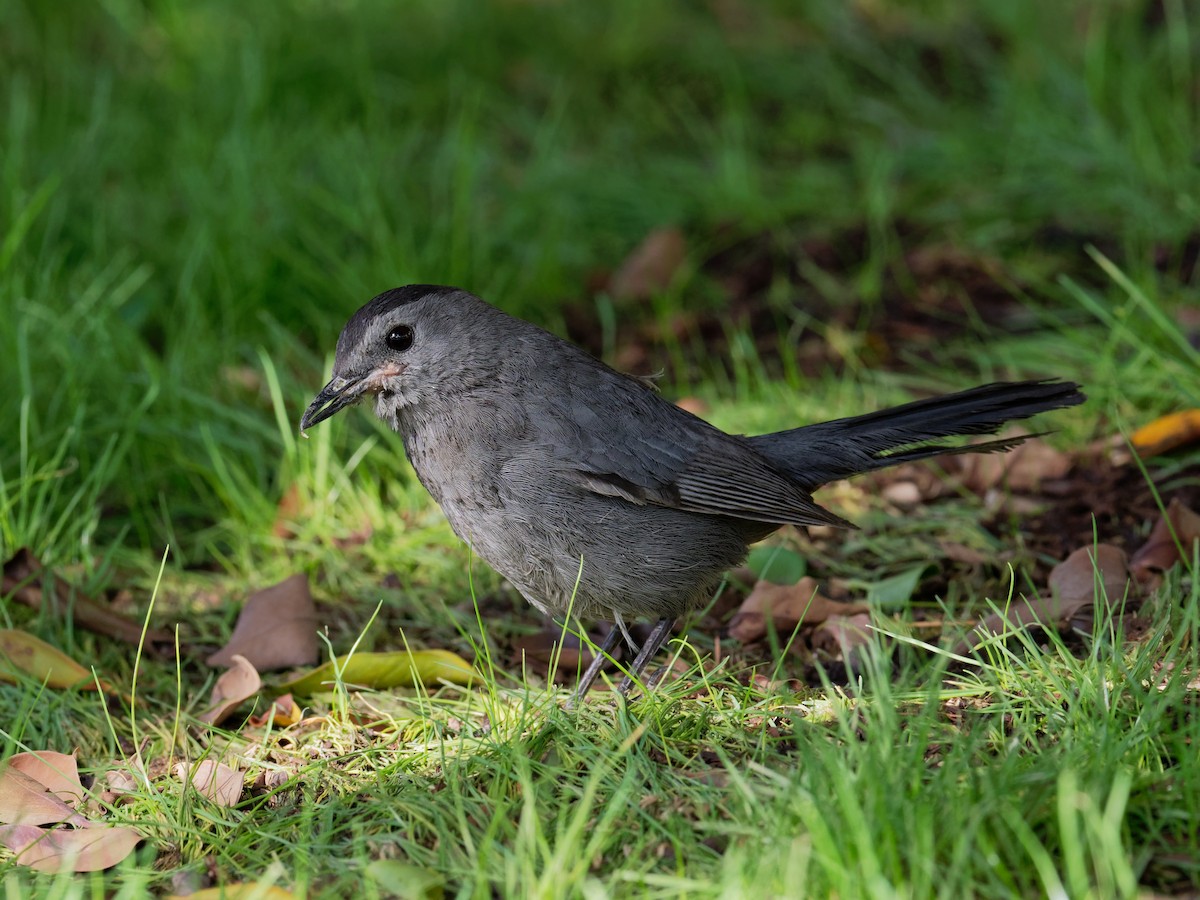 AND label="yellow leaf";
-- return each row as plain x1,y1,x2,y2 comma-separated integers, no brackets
169,887,295,900
1131,409,1200,458
0,630,98,690
279,649,477,697
248,693,302,728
